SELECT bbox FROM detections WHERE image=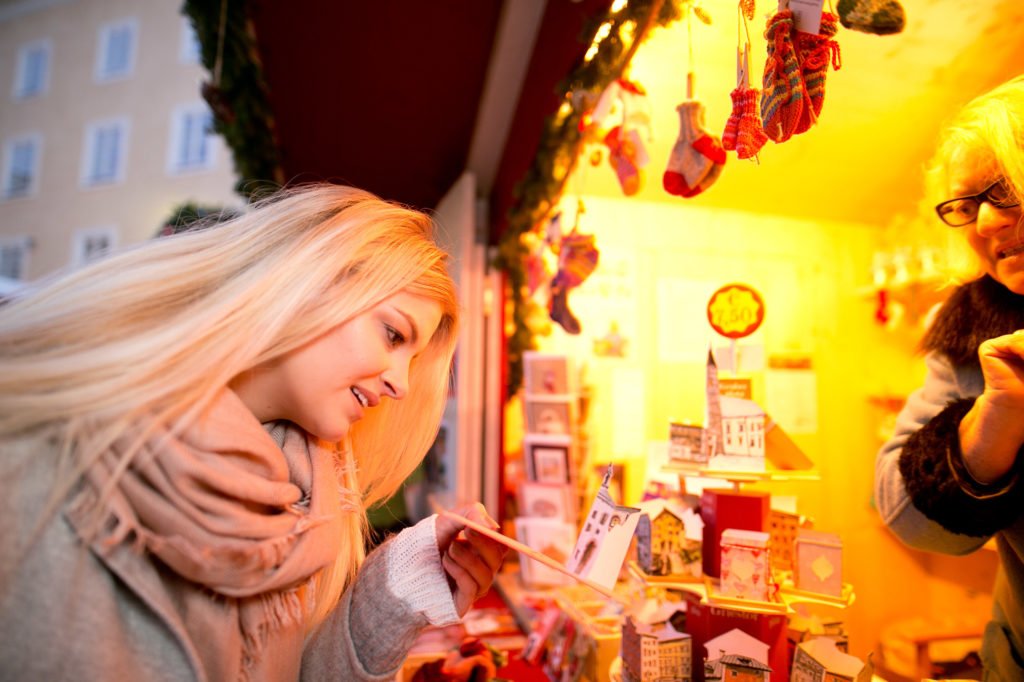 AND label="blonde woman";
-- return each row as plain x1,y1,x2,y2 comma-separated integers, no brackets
875,75,1024,680
0,185,507,681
